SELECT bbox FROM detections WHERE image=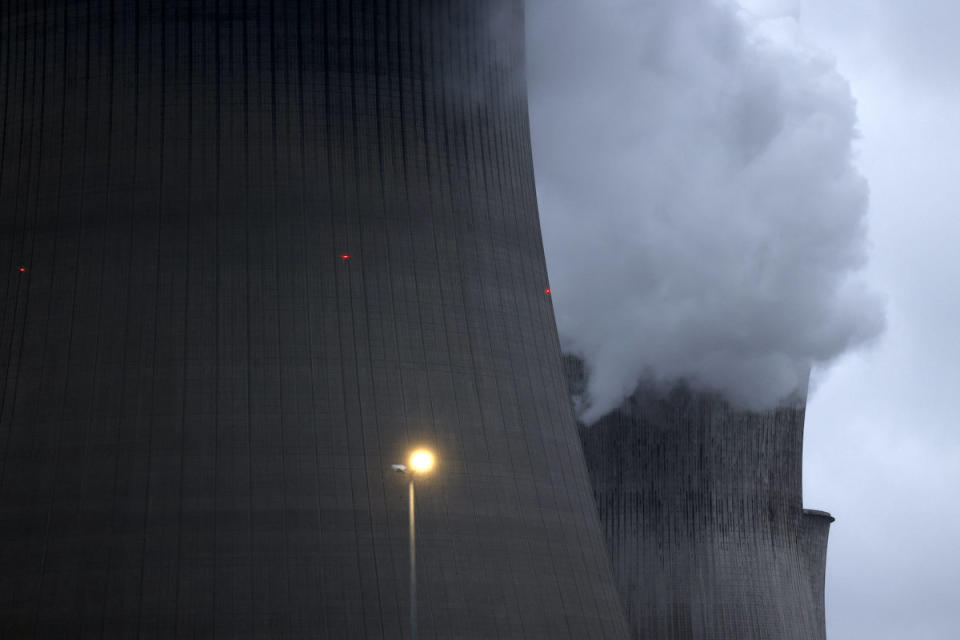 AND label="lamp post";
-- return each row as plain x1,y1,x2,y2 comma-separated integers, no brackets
392,449,435,640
